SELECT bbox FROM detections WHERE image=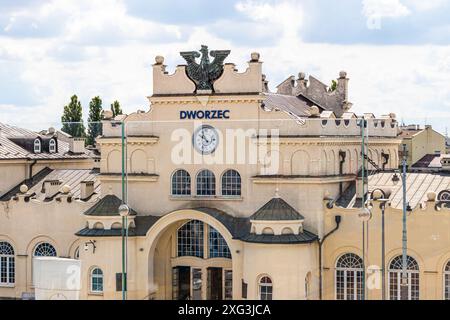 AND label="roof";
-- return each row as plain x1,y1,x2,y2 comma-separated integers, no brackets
250,197,304,221
240,230,318,244
0,122,92,160
83,194,137,216
0,168,100,201
398,129,421,138
262,93,312,118
368,172,450,209
77,205,317,244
